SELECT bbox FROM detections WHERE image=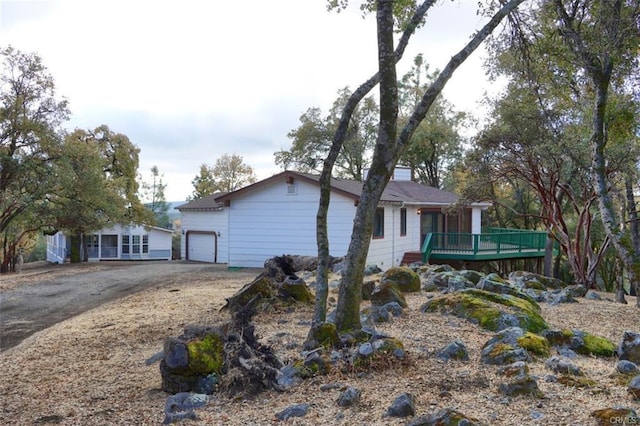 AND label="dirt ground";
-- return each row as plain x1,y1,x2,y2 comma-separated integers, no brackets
0,262,639,425
0,261,224,351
